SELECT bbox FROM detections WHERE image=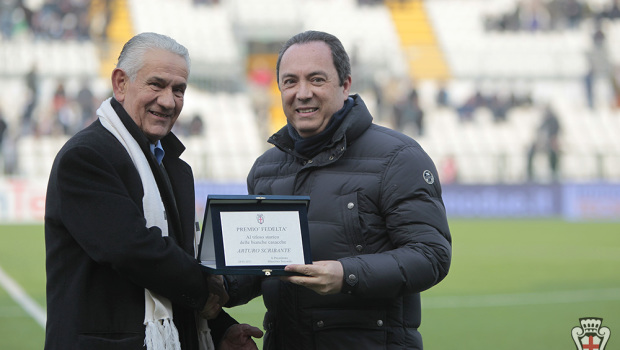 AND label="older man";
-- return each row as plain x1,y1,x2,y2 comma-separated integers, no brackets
44,32,262,350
